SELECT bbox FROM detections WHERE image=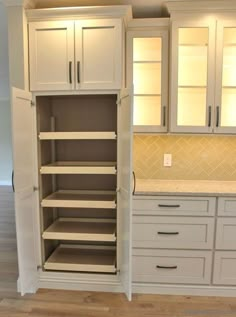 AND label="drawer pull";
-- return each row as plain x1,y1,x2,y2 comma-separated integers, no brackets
157,231,179,235
156,265,177,269
158,204,180,208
